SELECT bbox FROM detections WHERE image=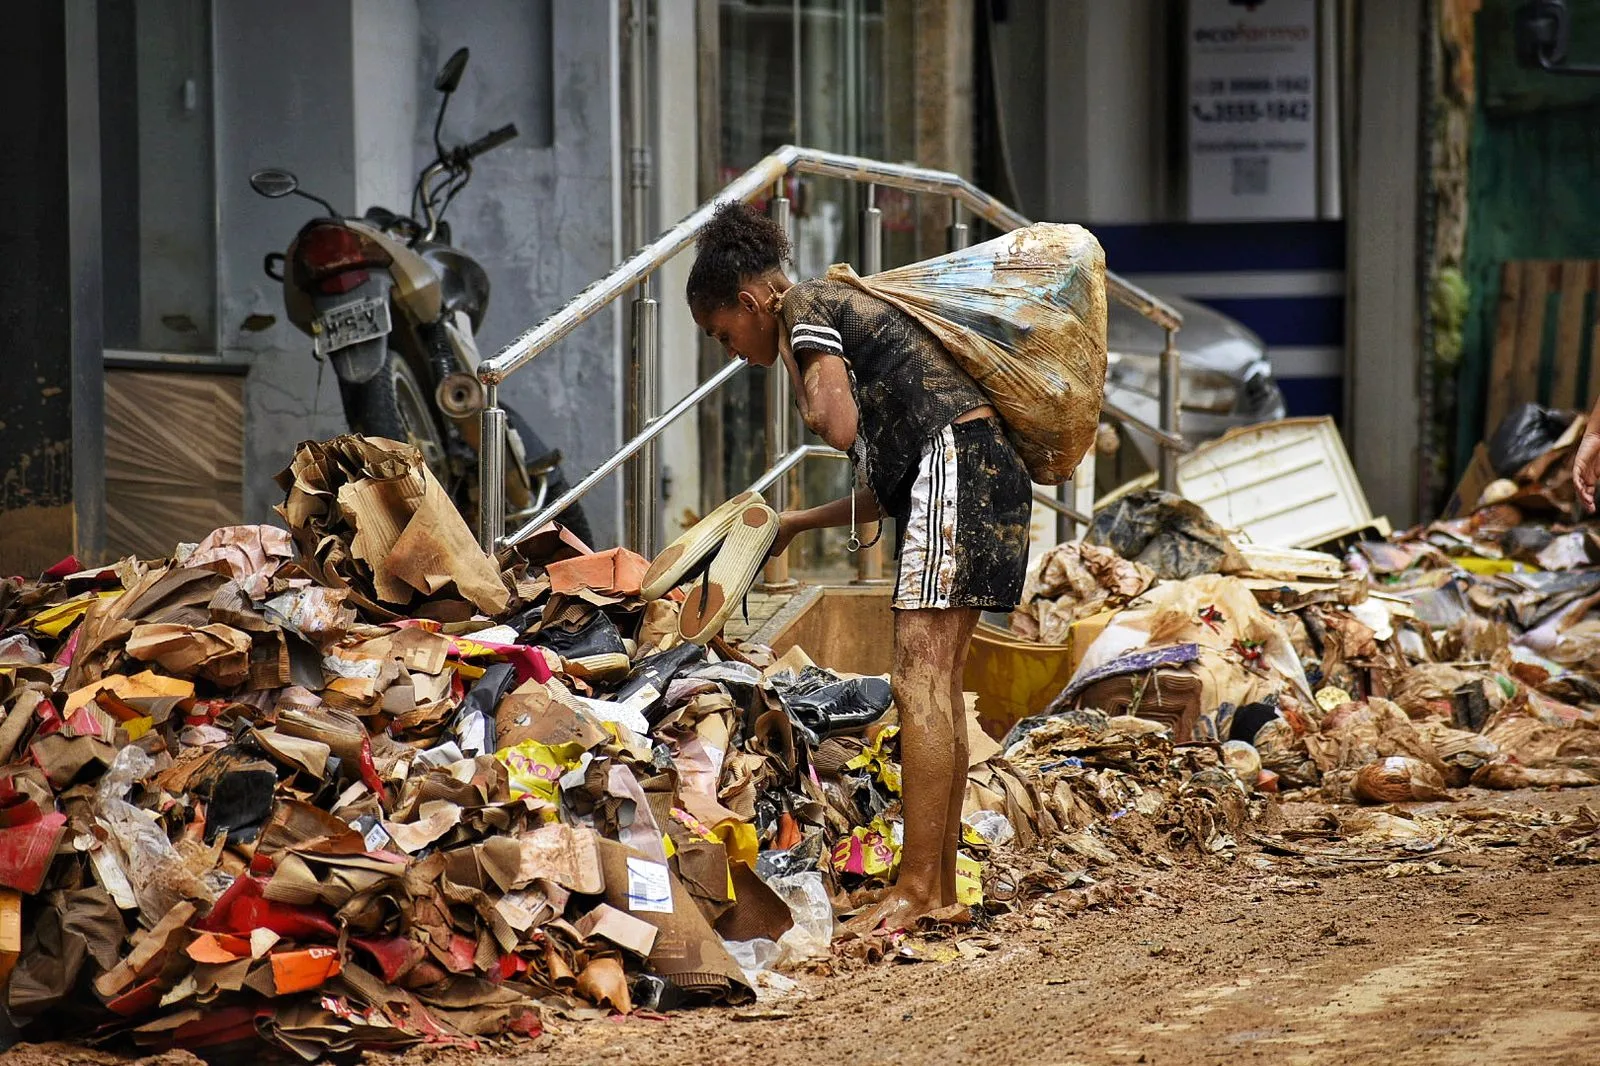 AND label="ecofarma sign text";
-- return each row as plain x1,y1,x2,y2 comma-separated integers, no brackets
1192,21,1311,45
